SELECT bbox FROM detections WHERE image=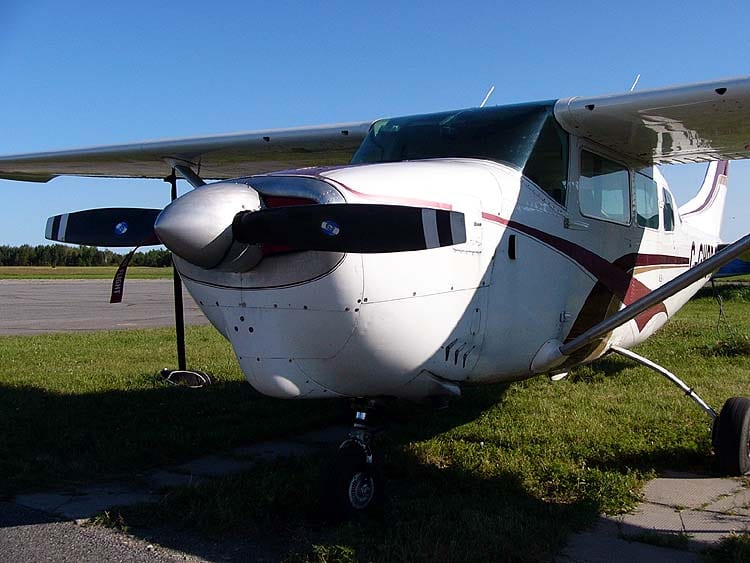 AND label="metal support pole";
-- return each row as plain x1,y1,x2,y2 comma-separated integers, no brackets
610,345,717,420
166,169,187,371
